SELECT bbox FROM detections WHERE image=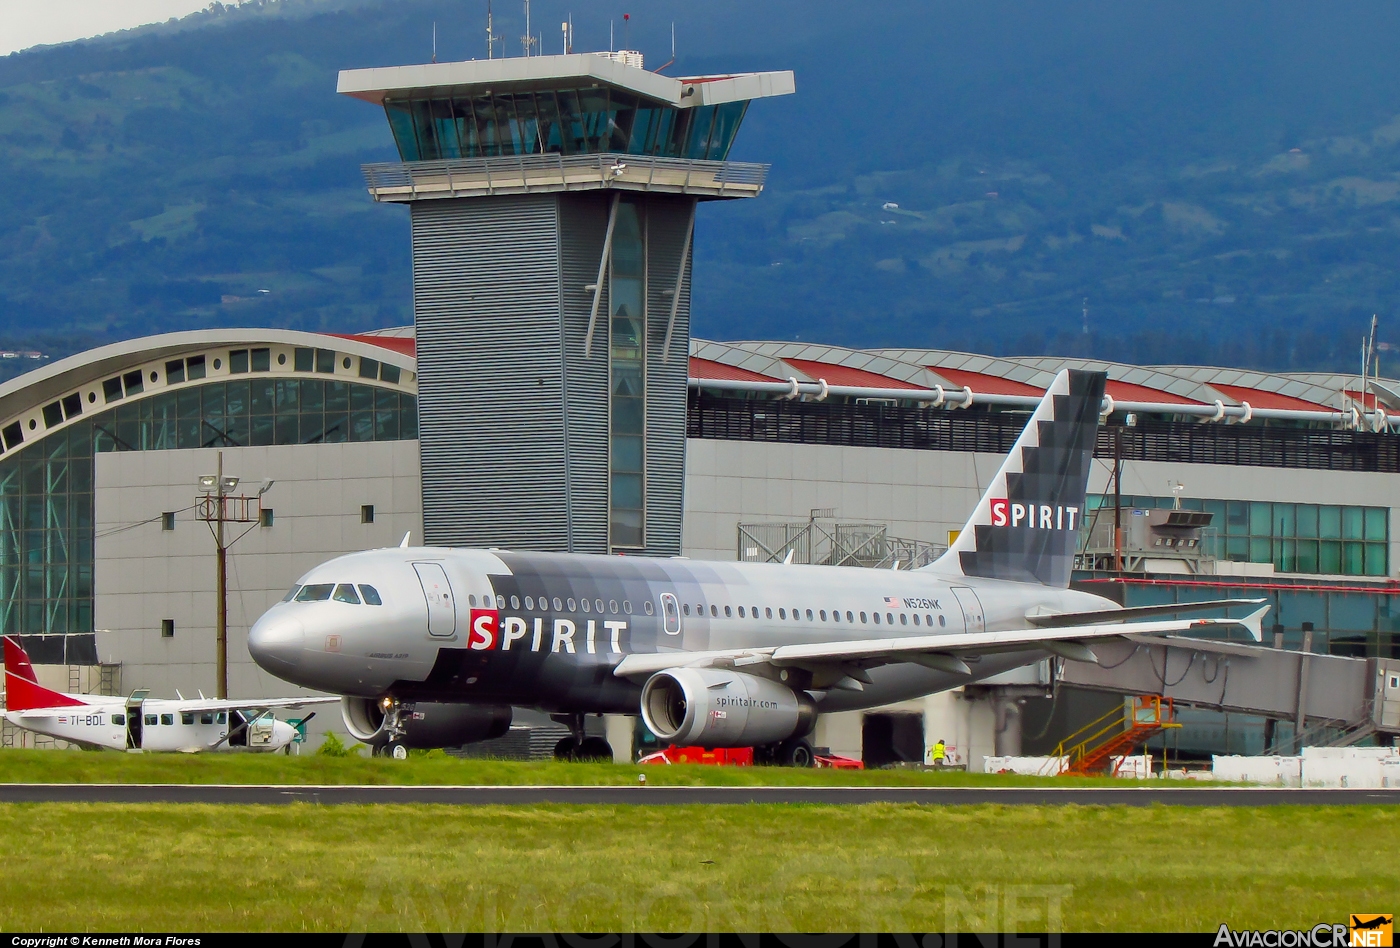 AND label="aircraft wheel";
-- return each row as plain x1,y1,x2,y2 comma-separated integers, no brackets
576,737,614,762
777,738,815,768
553,737,577,762
388,741,409,760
